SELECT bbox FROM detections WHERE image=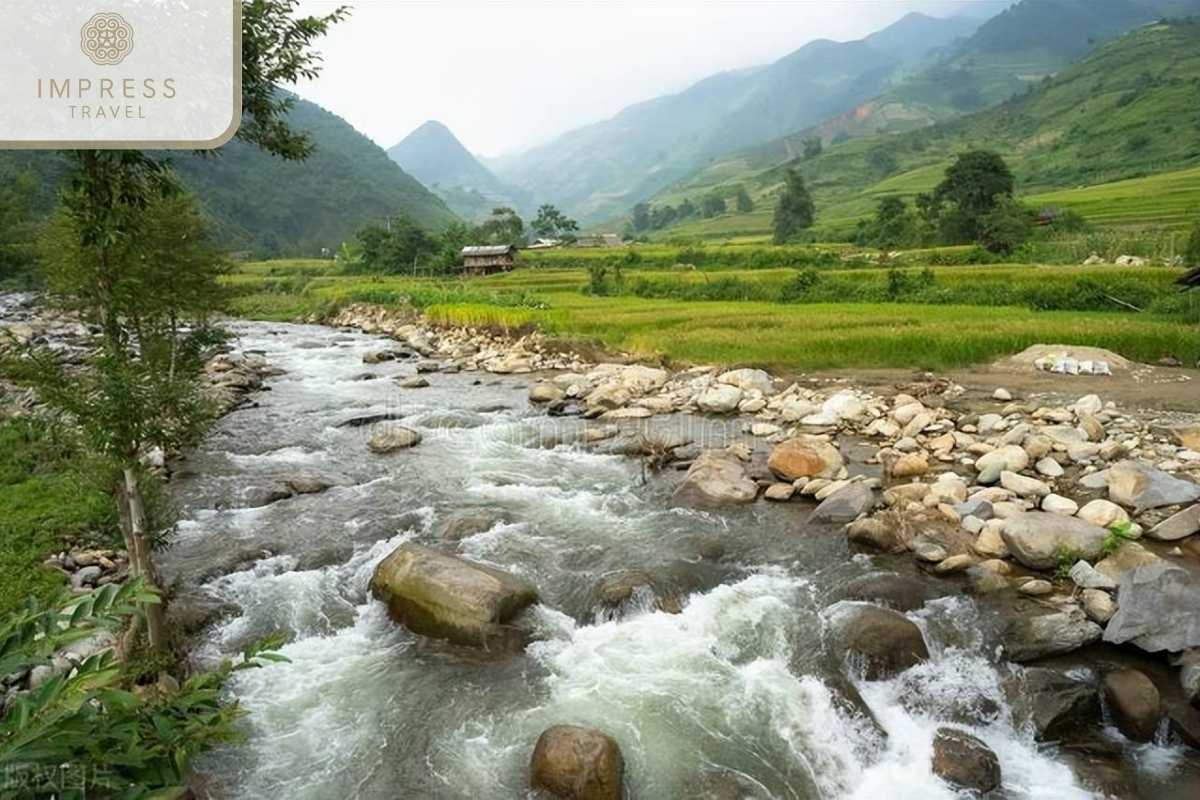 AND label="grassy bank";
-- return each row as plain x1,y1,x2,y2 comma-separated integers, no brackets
226,258,1200,371
0,419,113,616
